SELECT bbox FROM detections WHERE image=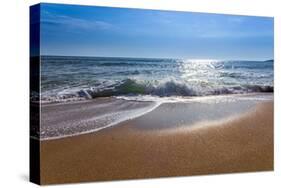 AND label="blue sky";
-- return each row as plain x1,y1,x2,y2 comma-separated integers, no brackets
40,3,274,60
